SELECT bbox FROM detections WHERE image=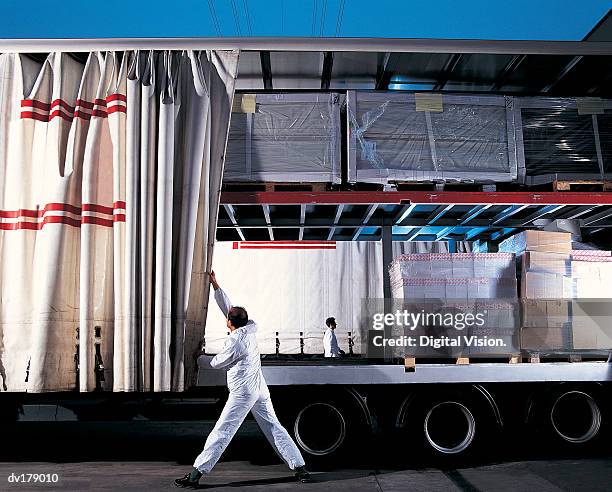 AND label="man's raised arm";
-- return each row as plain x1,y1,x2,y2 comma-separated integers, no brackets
209,271,232,317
